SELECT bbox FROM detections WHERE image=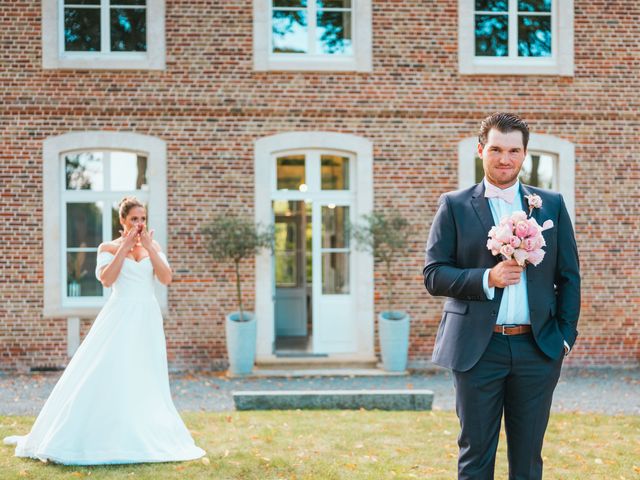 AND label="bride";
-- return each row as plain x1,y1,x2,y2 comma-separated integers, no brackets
4,197,205,465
